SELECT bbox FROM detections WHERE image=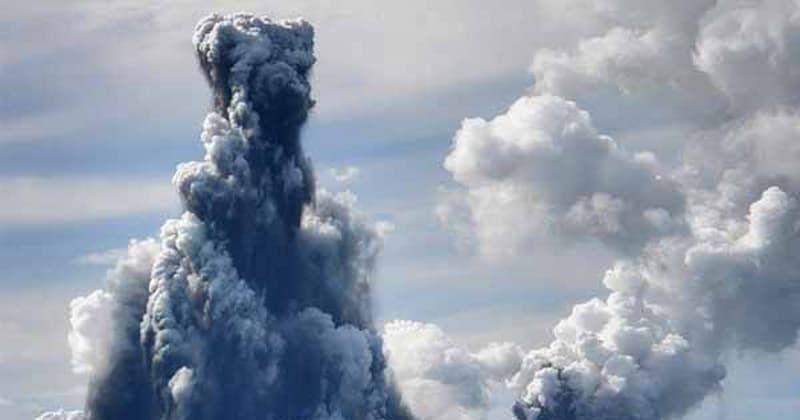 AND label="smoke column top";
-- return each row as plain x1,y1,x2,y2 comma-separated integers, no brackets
177,13,319,245
193,13,315,137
